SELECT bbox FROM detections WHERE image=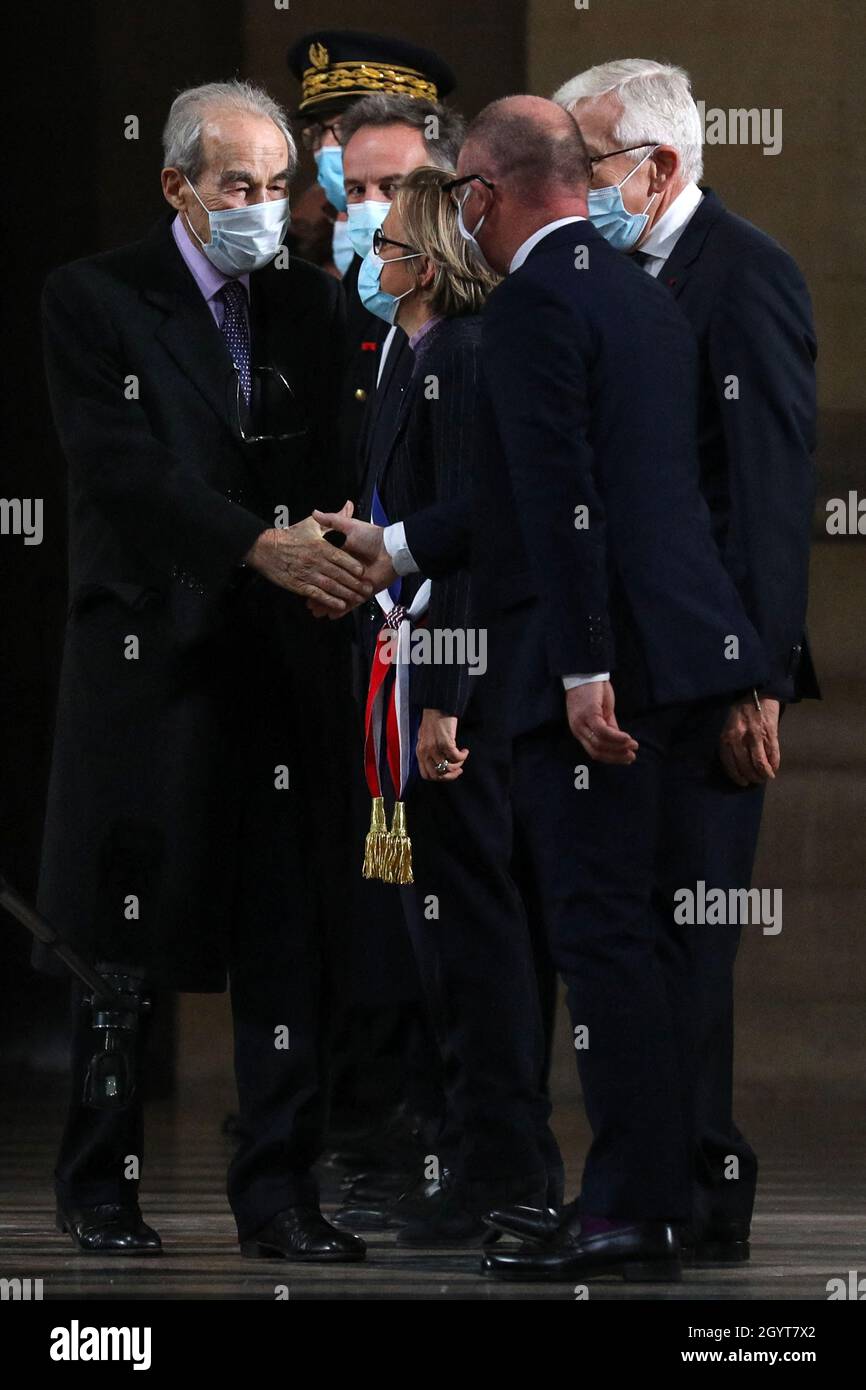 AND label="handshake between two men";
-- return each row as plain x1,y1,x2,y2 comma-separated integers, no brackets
243,501,389,615
245,503,782,789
